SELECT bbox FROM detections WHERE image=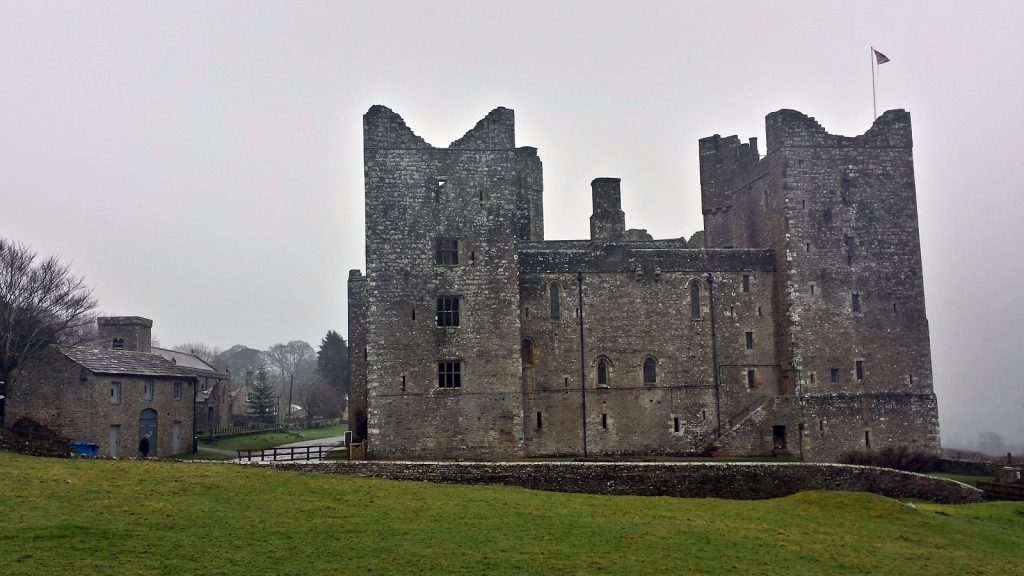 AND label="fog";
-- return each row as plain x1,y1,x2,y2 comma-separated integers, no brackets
1,1,1021,447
